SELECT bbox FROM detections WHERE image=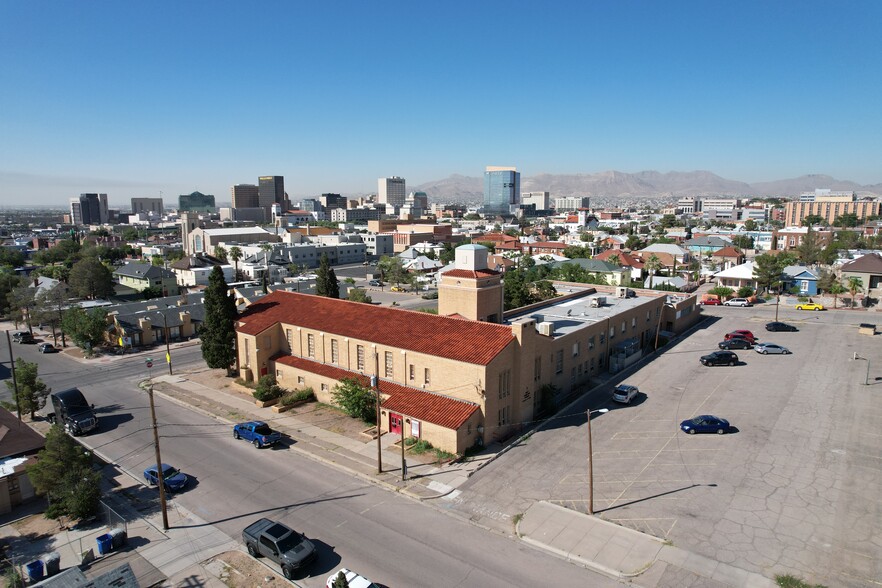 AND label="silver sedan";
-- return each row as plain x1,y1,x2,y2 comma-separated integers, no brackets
754,343,791,355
